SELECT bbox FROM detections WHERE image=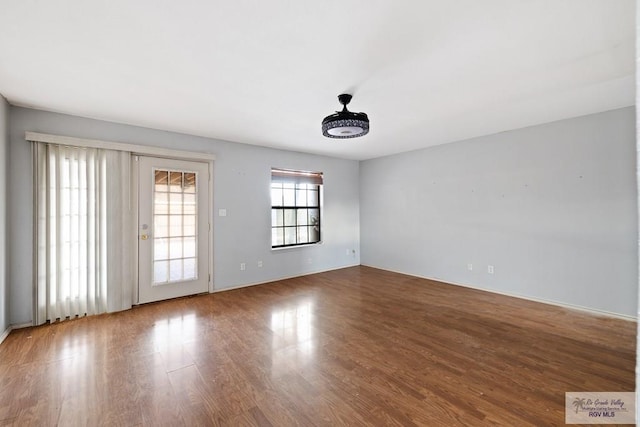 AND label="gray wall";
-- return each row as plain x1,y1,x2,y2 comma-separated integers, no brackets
8,107,360,325
0,96,8,334
360,107,637,317
5,105,637,323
